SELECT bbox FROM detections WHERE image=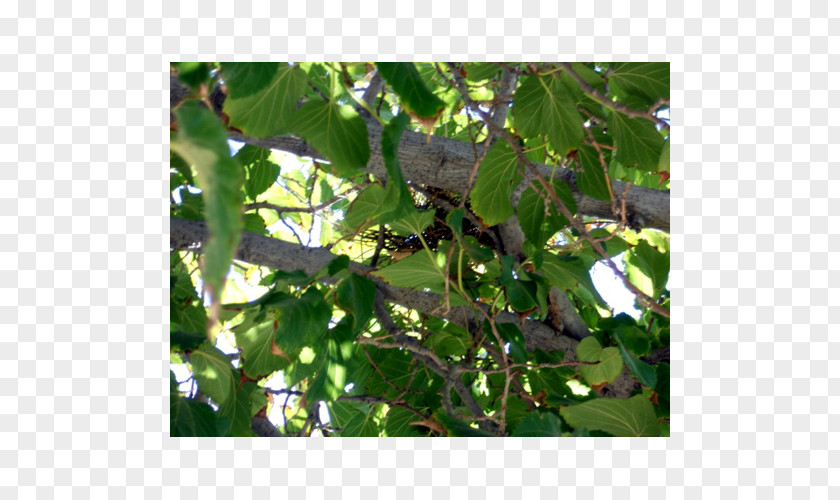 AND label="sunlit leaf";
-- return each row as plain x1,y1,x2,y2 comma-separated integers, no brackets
560,394,660,437
223,64,308,137
609,112,665,173
470,140,521,226
335,274,376,331
577,337,624,386
371,250,446,290
190,343,236,408
292,101,371,177
512,75,583,155
540,253,606,306
220,62,281,99
610,62,669,105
